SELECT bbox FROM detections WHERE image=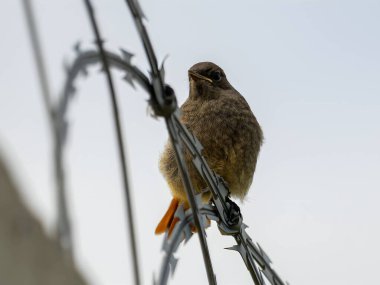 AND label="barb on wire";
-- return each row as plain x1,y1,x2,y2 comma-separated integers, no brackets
82,1,141,284
123,0,175,117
